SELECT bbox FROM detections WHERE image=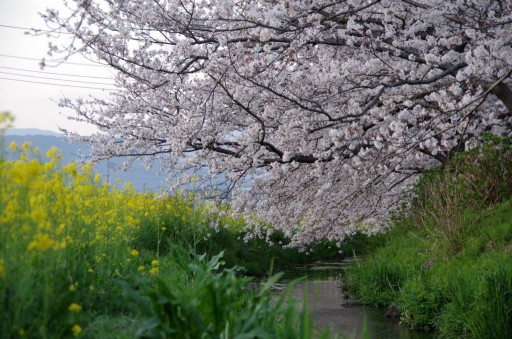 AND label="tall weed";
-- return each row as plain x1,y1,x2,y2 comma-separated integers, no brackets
412,135,512,253
466,256,512,339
